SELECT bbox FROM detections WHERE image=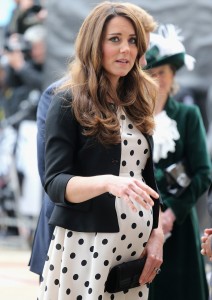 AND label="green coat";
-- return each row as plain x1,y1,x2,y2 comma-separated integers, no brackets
148,97,212,300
